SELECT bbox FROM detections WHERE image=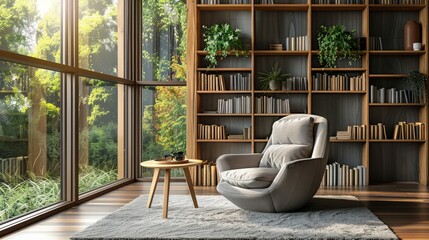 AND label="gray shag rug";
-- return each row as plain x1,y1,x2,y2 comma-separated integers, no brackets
71,194,398,240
